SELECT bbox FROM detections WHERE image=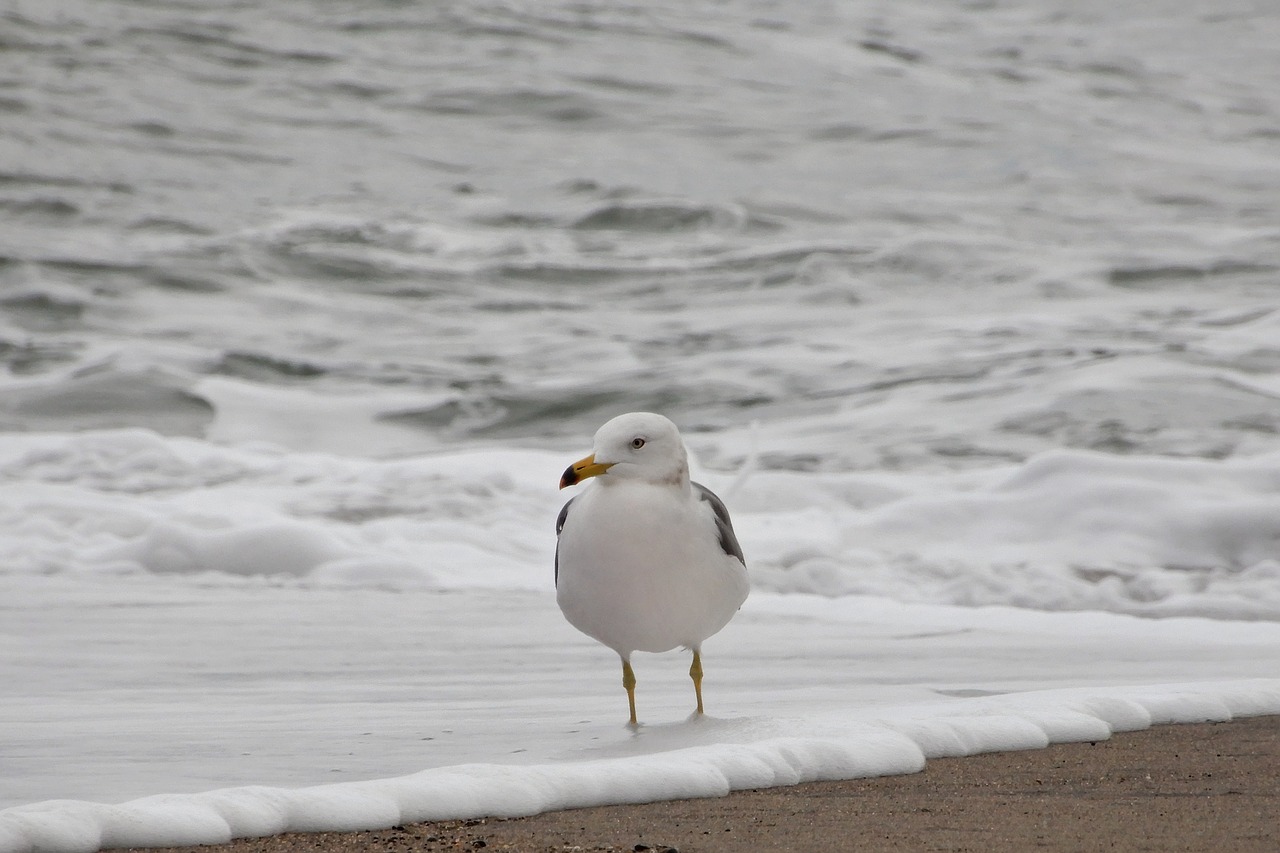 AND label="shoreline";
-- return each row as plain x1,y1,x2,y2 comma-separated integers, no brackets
121,714,1280,853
